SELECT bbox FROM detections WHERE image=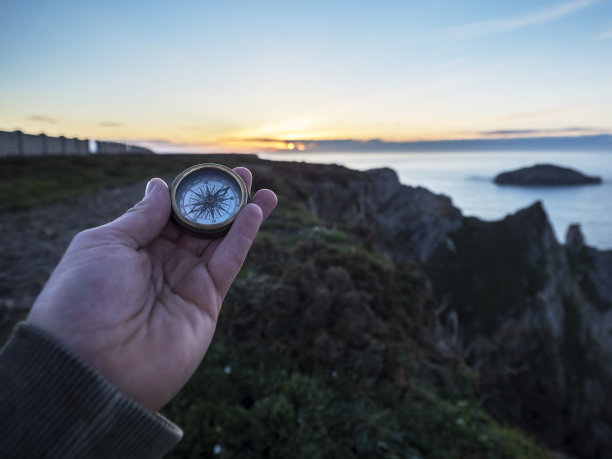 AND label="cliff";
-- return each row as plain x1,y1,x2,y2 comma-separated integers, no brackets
2,154,610,457
424,204,612,457
214,158,612,456
299,165,612,458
